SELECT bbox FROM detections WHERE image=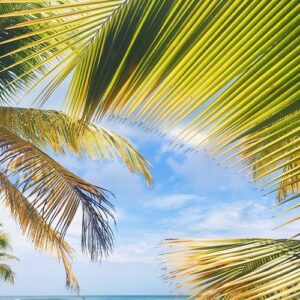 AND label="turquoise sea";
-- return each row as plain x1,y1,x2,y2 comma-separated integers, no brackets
0,297,187,300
